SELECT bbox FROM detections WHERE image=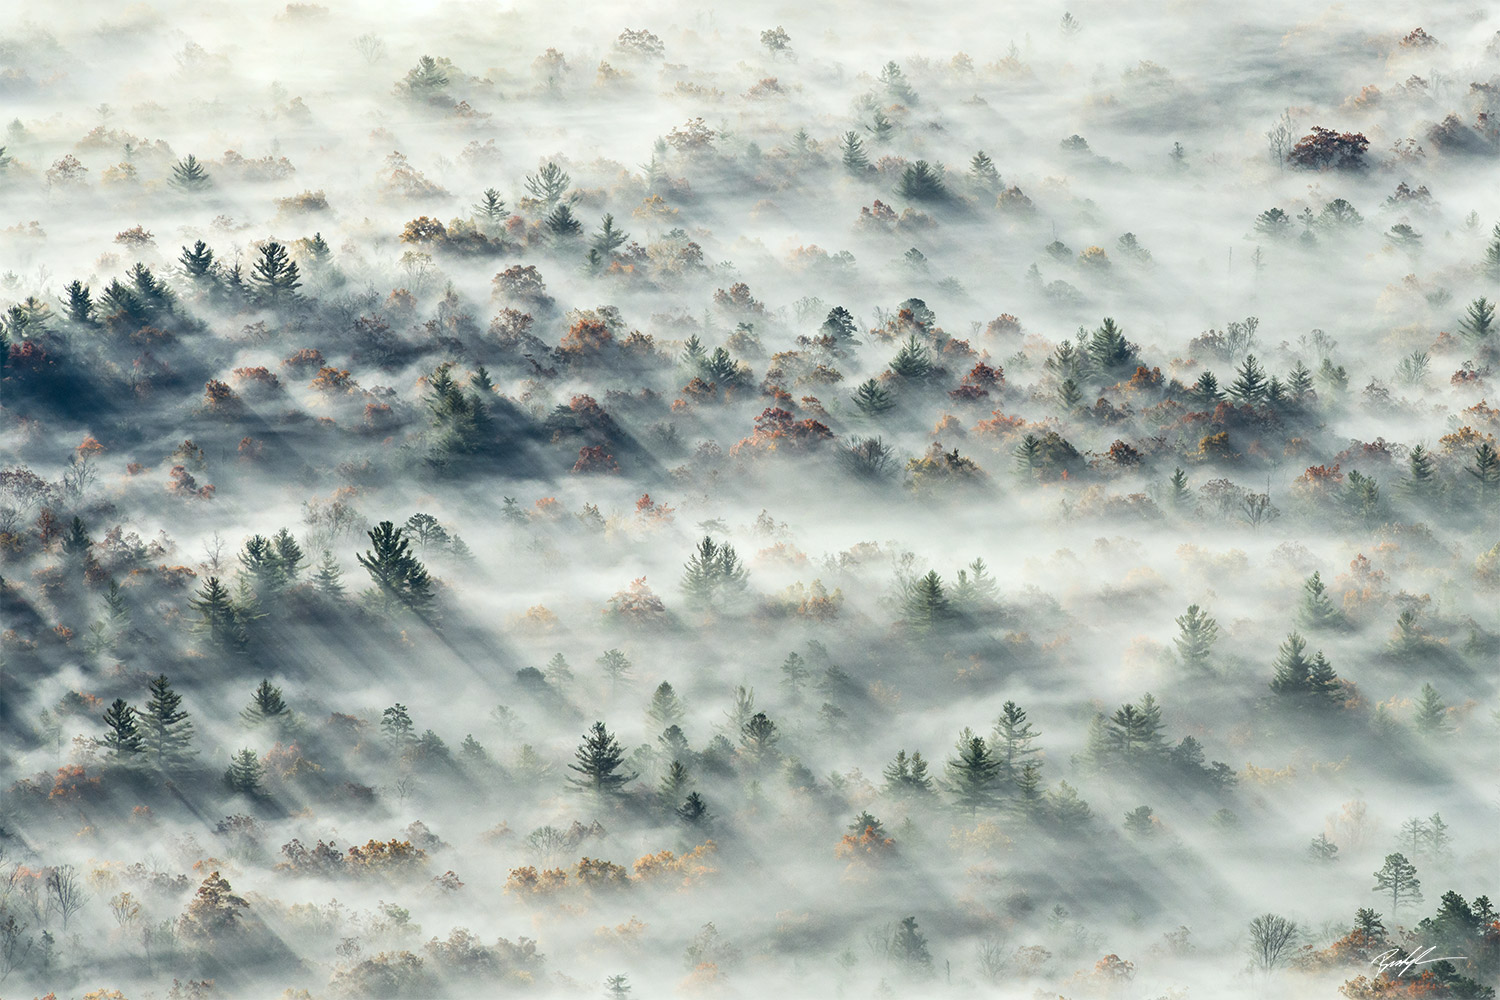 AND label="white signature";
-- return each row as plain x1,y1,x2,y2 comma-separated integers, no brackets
1372,946,1468,978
